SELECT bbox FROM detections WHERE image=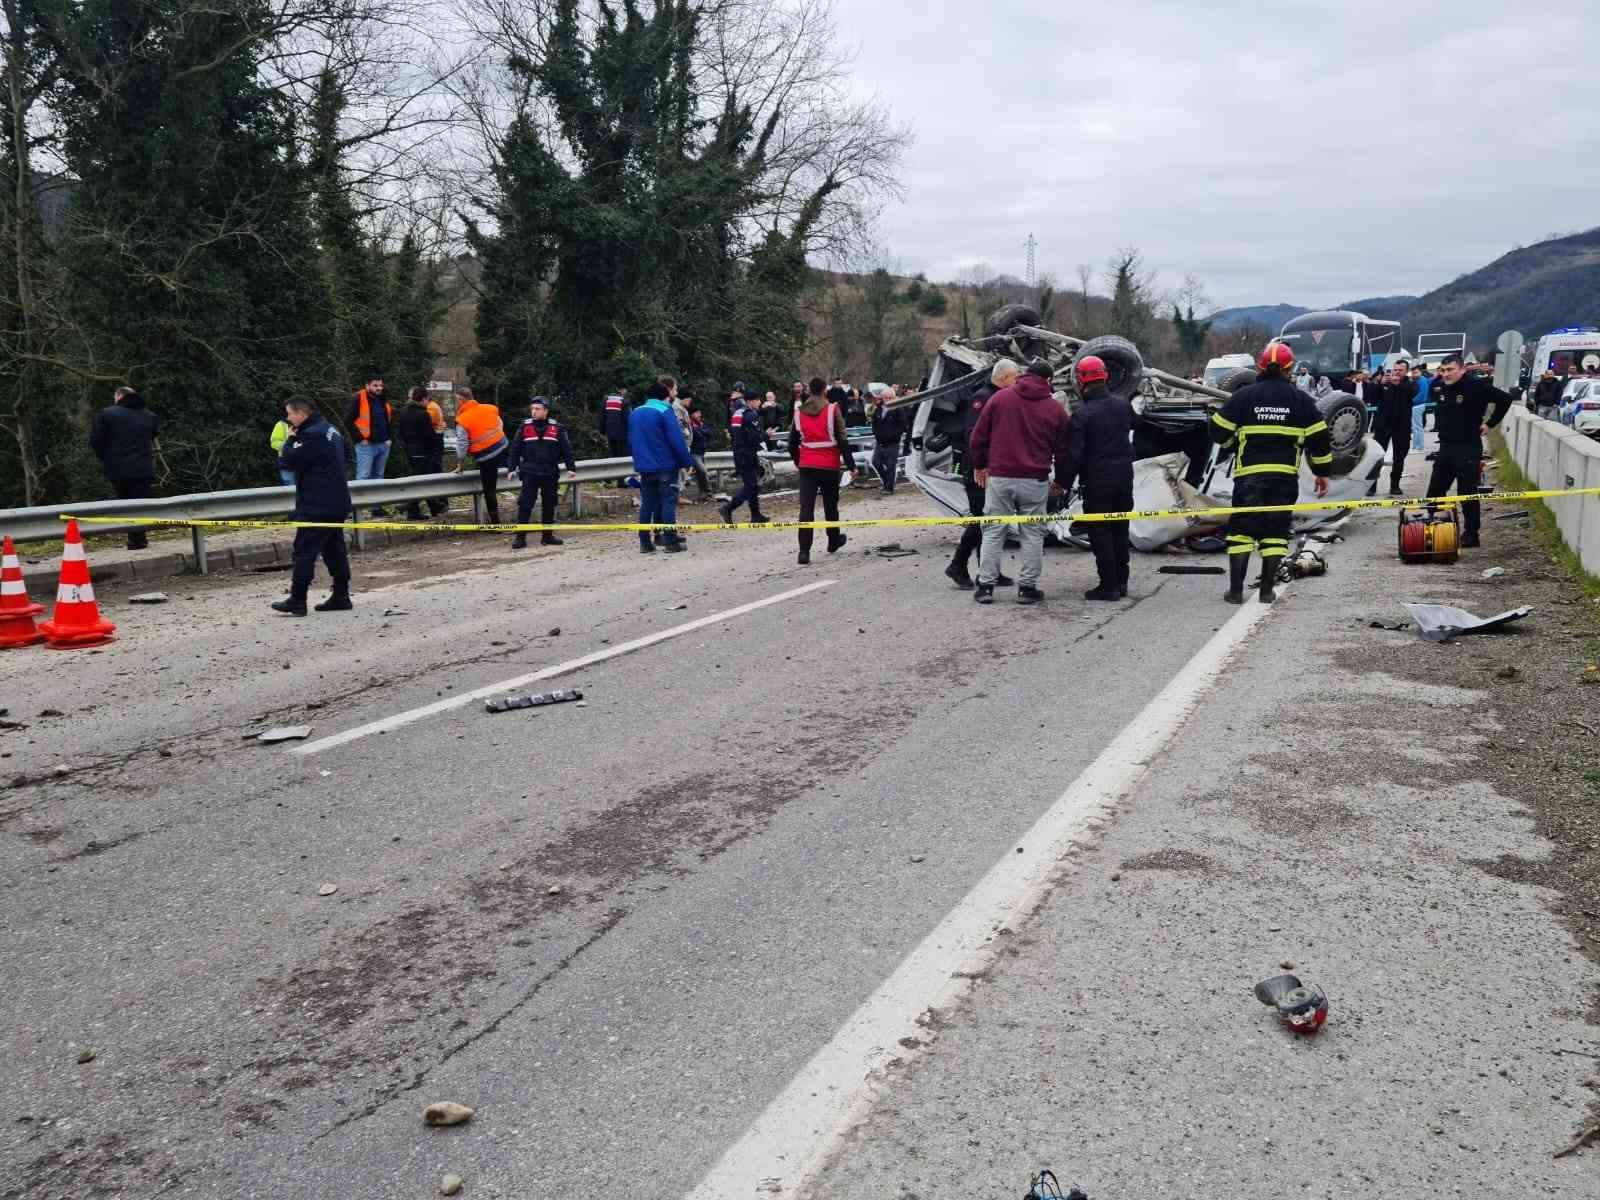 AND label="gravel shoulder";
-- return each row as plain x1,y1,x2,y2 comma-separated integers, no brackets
808,449,1600,1196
